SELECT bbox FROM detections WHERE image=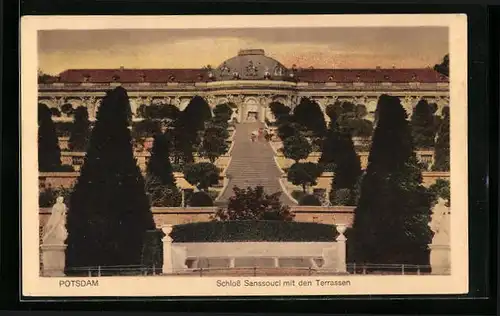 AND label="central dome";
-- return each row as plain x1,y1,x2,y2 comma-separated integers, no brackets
213,49,289,80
